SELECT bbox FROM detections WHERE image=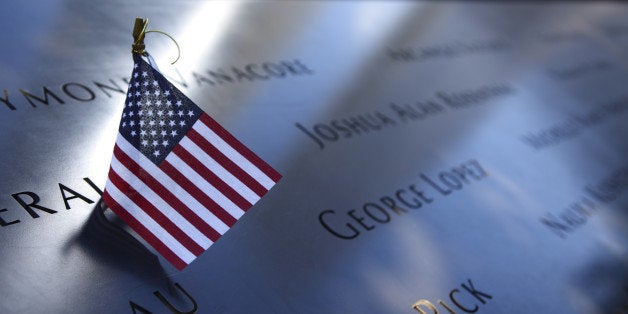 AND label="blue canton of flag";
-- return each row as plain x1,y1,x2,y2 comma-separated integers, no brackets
103,55,281,270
